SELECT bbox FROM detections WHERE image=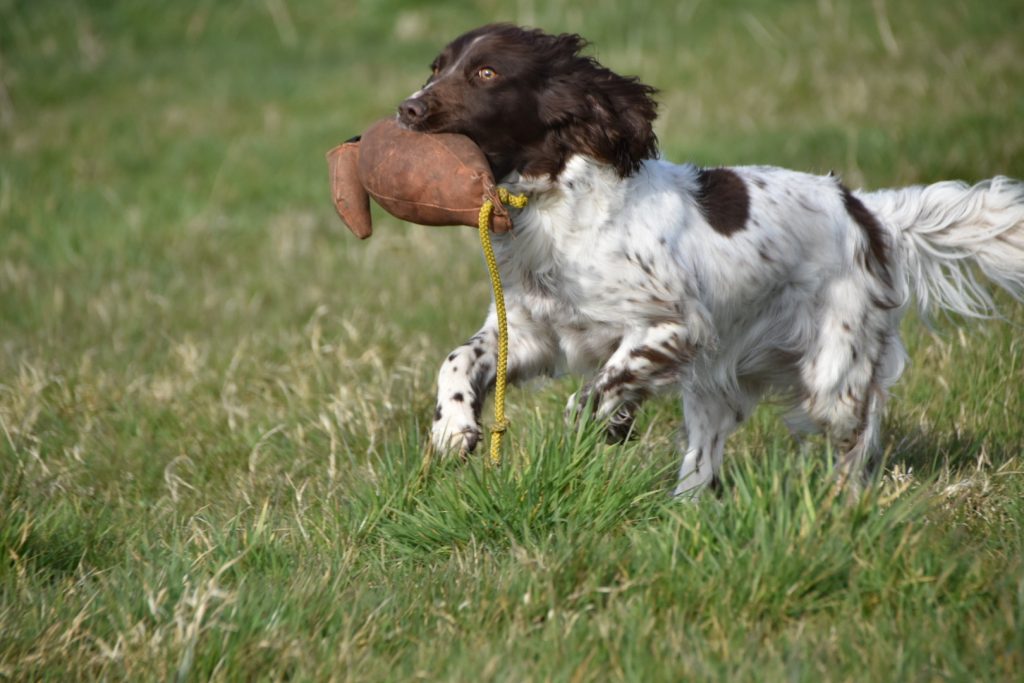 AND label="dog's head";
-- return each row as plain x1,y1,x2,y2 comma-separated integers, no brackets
398,24,659,180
